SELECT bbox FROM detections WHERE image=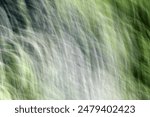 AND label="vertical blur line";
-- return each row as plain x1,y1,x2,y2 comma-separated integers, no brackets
0,0,150,100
